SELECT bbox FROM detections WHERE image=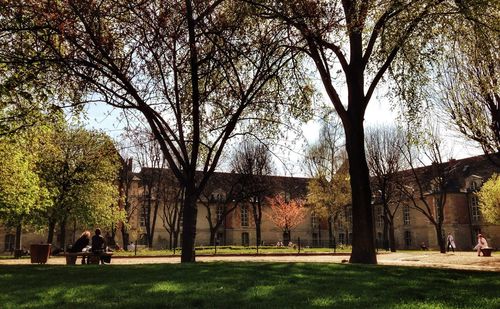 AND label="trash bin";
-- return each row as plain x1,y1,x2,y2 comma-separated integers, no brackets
30,244,51,264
